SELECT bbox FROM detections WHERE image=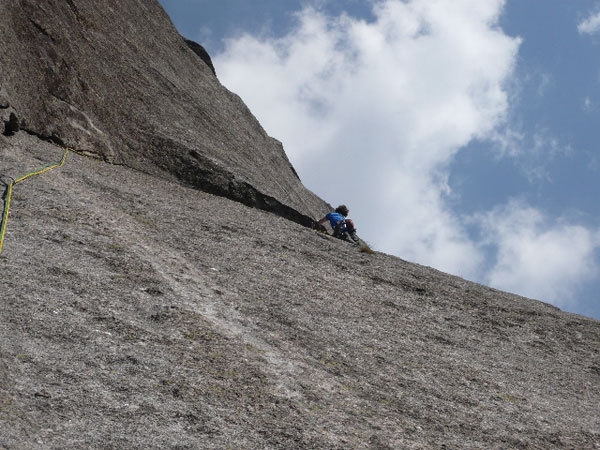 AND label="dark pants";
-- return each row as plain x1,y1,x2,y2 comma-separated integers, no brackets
333,221,360,245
